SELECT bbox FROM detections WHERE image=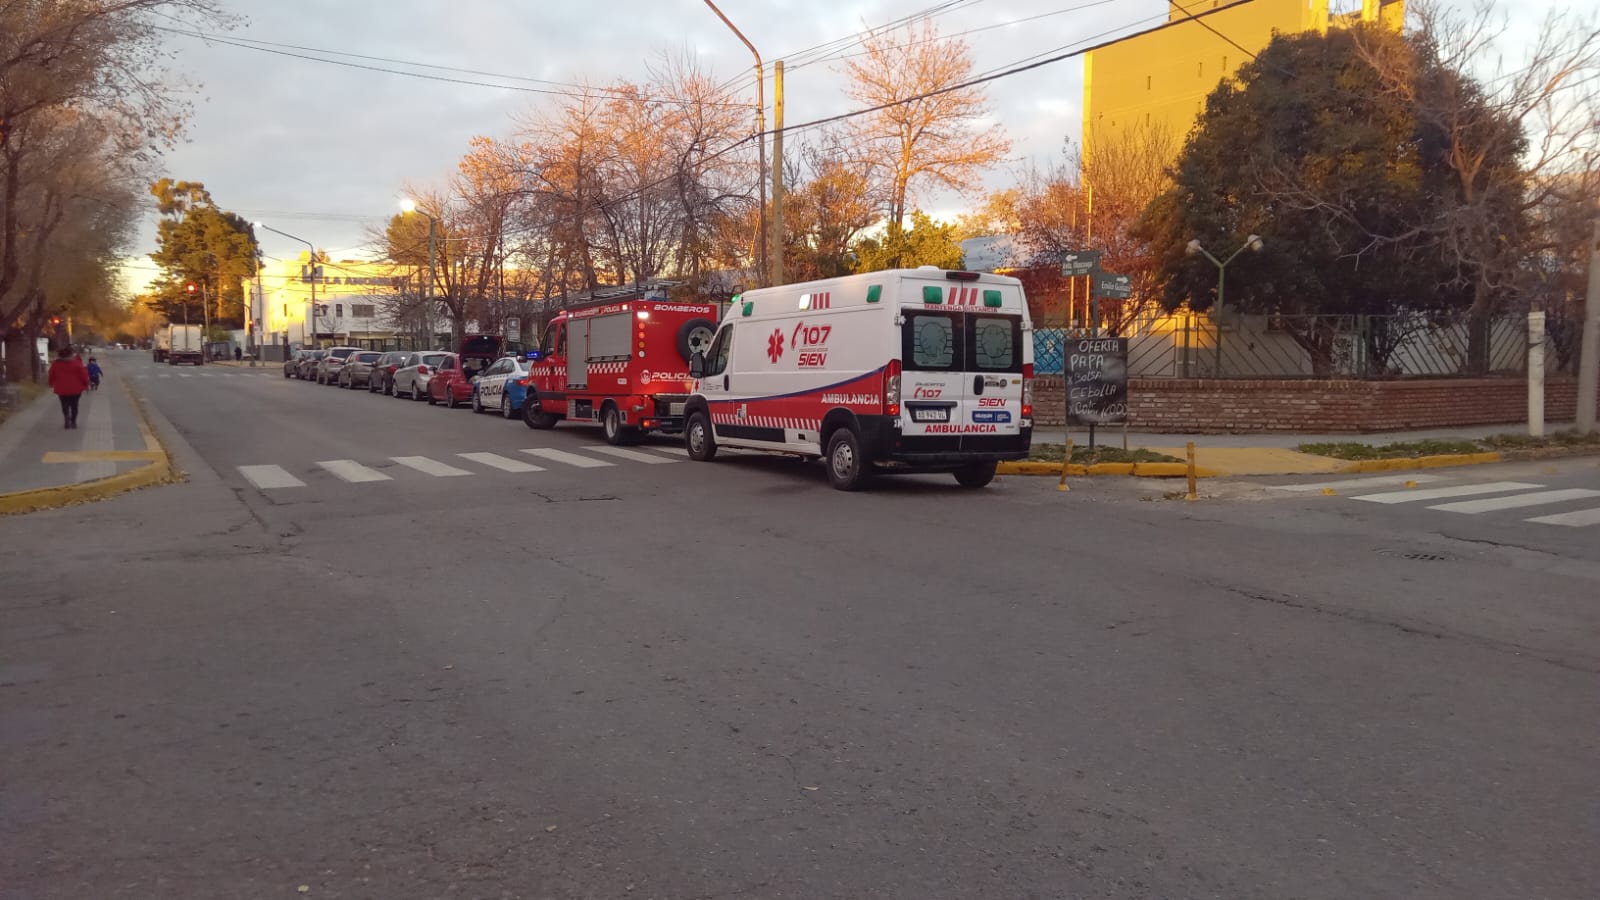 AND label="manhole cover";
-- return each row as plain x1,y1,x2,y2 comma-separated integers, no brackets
1401,552,1451,561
